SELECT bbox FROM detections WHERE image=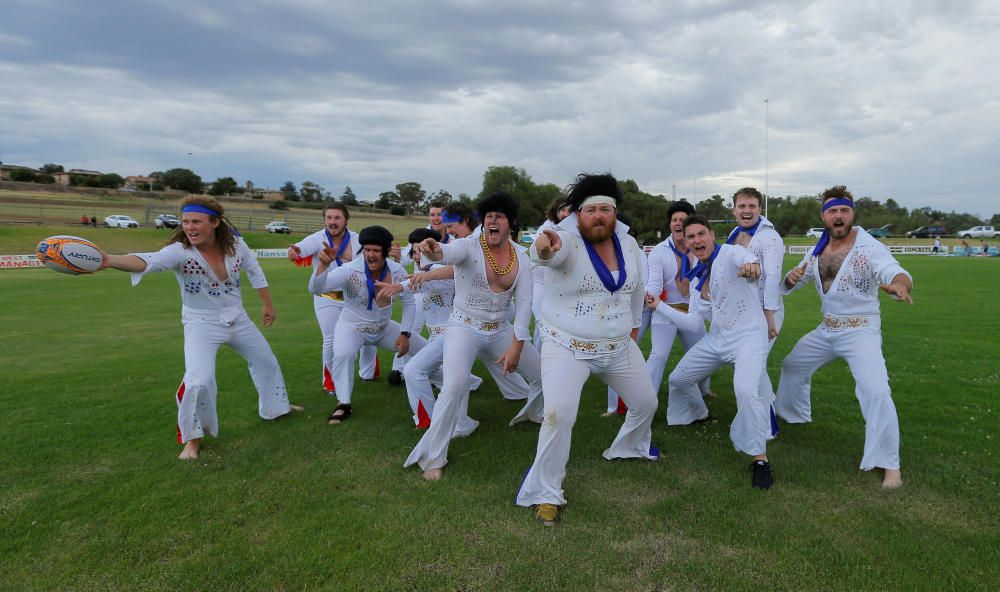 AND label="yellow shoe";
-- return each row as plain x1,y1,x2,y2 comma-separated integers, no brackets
535,503,560,526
